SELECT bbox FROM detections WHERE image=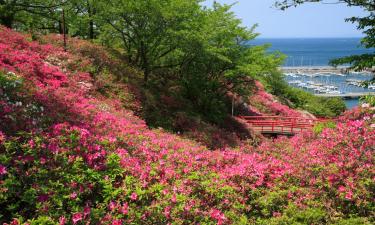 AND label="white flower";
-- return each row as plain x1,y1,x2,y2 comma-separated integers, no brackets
371,124,375,128
361,103,370,108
